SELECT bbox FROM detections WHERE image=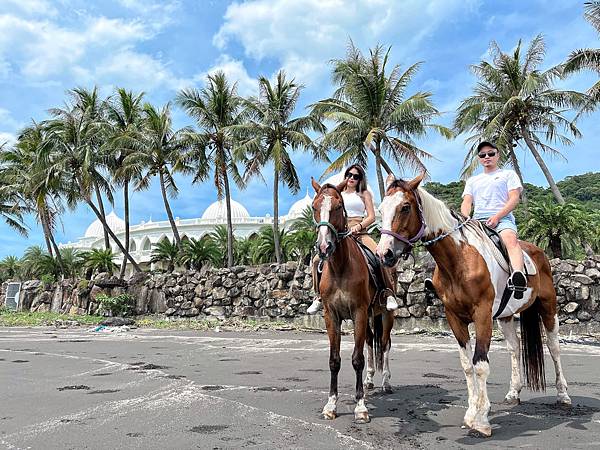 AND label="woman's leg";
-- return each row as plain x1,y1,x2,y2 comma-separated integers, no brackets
308,254,322,314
